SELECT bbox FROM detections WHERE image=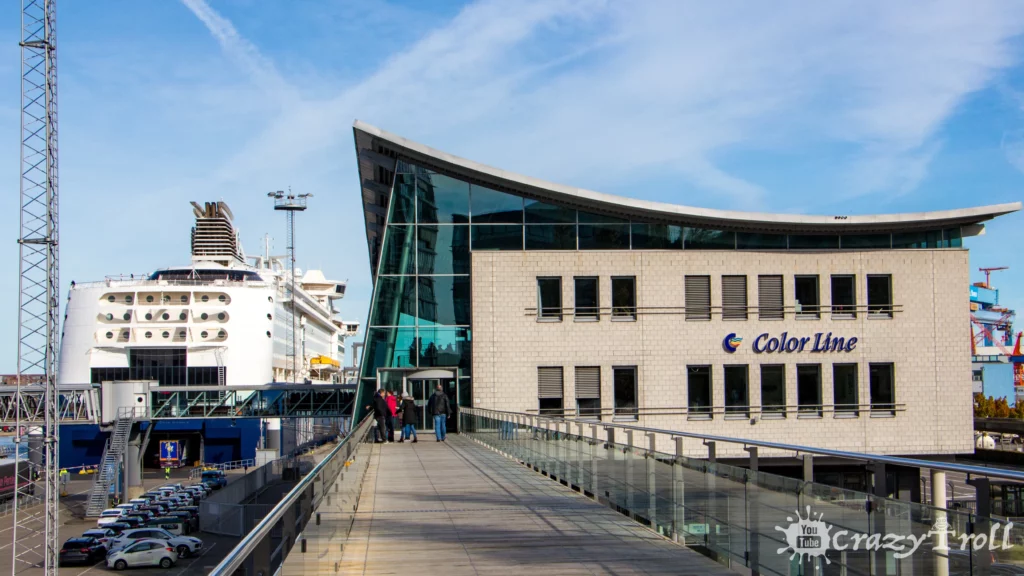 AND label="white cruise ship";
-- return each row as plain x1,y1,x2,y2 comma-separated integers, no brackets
57,201,358,466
